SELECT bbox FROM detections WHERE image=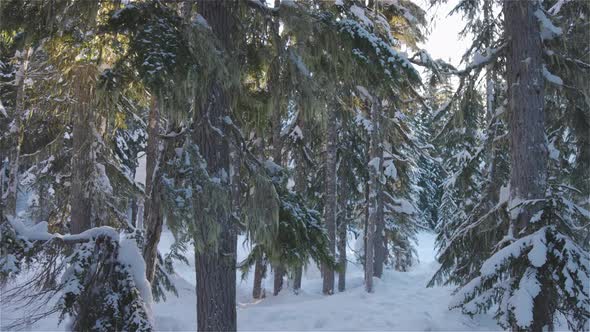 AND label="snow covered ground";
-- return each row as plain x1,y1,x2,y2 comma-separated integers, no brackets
1,228,502,331
151,230,501,331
